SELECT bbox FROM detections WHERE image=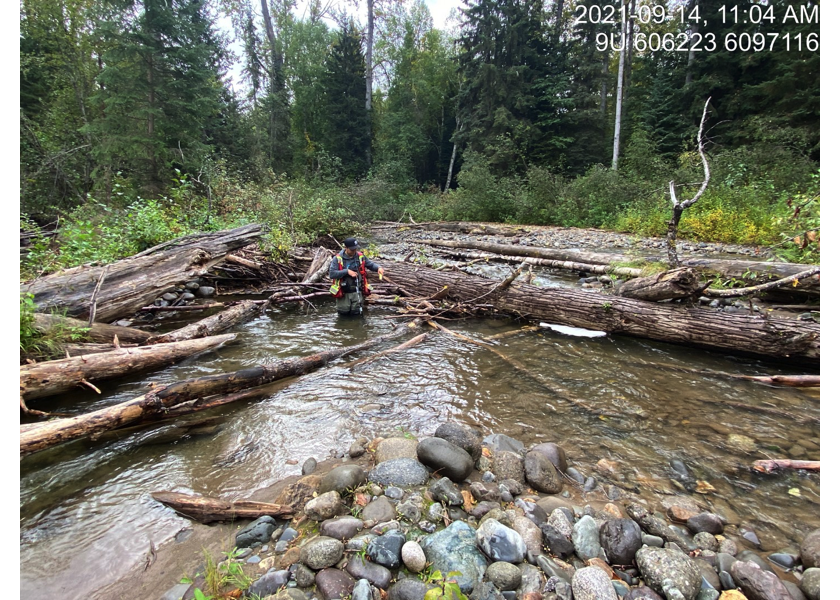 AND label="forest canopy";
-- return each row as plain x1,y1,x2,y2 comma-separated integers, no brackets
20,0,820,269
